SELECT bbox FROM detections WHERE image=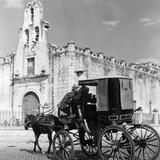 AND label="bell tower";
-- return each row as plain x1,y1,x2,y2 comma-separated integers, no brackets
14,0,50,77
